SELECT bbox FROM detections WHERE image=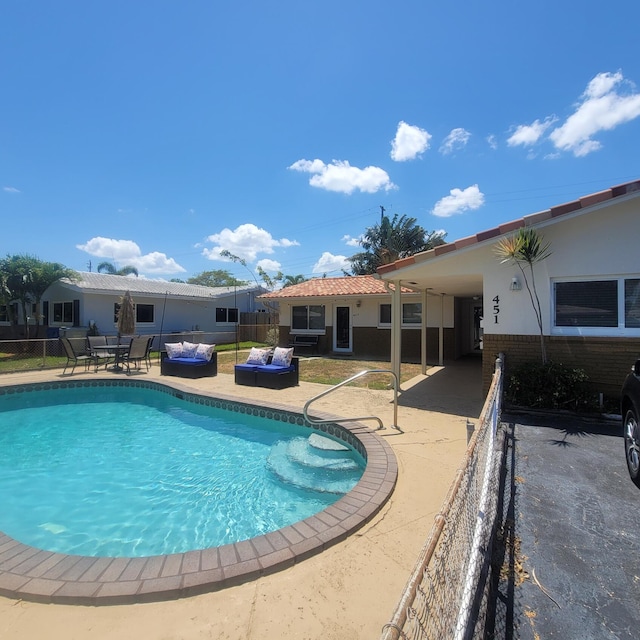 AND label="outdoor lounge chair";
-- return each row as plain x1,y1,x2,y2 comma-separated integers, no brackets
60,336,98,375
121,335,153,374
